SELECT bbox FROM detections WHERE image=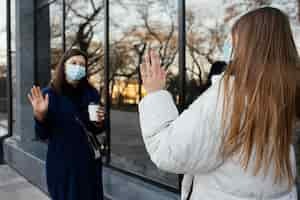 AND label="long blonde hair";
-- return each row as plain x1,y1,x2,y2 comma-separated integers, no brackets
221,7,299,188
